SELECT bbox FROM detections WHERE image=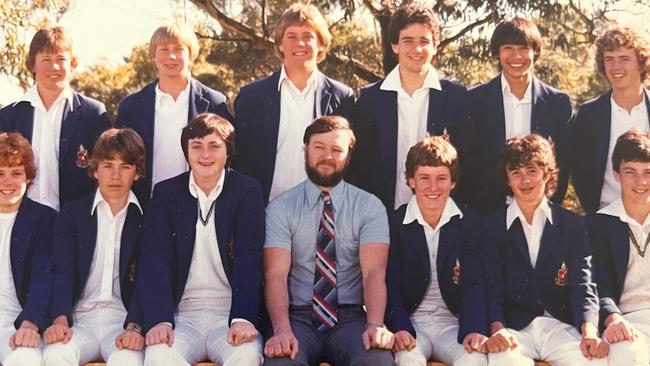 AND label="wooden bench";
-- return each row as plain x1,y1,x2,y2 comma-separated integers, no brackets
85,362,551,366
